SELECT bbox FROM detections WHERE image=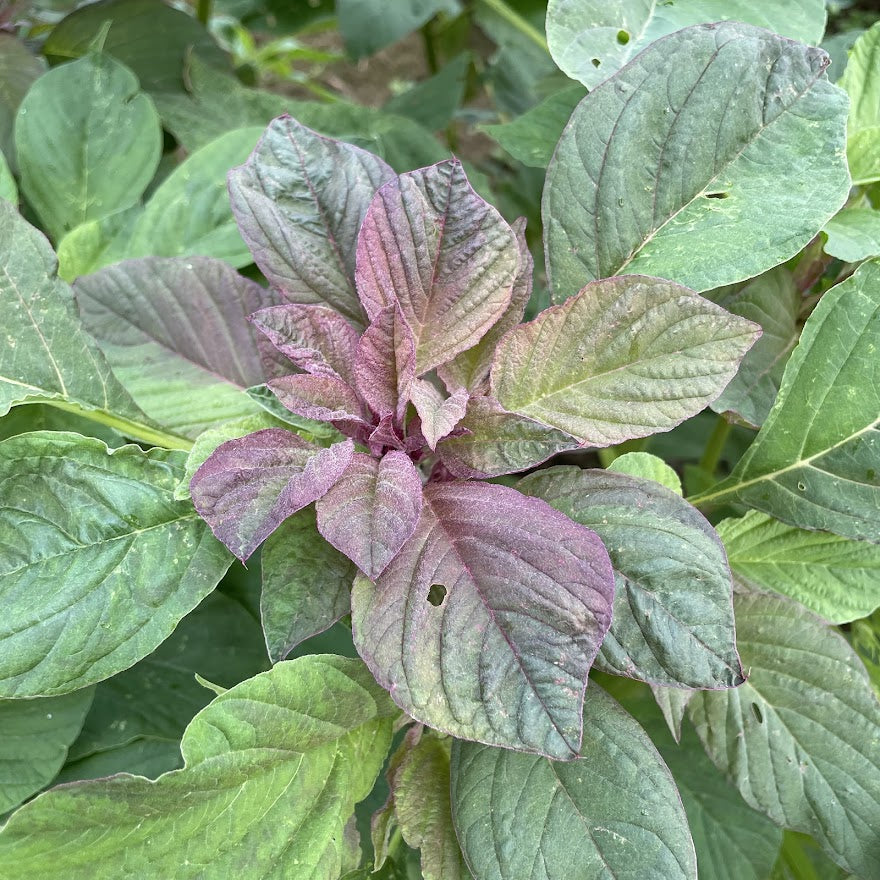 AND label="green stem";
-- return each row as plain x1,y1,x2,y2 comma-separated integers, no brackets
477,0,549,53
699,415,731,474
421,21,439,74
196,0,212,26
43,401,193,451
